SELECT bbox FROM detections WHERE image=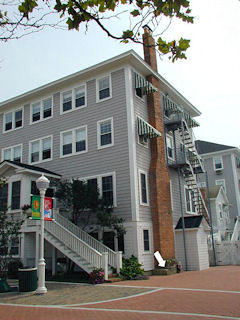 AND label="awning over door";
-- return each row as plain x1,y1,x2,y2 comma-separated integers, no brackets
137,116,161,139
